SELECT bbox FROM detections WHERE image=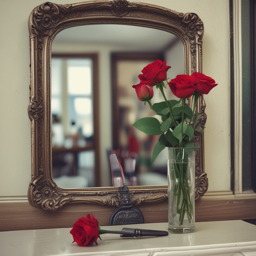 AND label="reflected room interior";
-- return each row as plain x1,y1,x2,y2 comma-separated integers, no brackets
51,24,184,189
